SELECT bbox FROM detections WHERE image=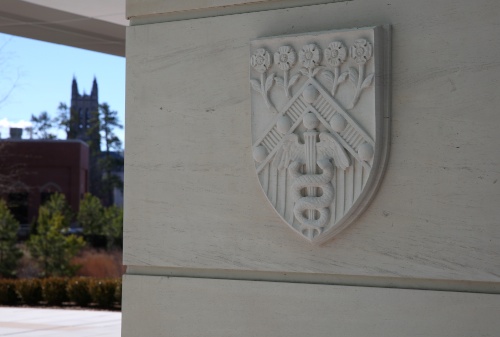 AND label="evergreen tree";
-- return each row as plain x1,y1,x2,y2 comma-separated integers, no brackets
77,193,104,236
103,205,123,249
55,103,69,135
55,102,79,139
0,199,22,278
27,193,84,277
41,192,72,225
98,103,123,206
30,111,56,139
100,103,122,153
